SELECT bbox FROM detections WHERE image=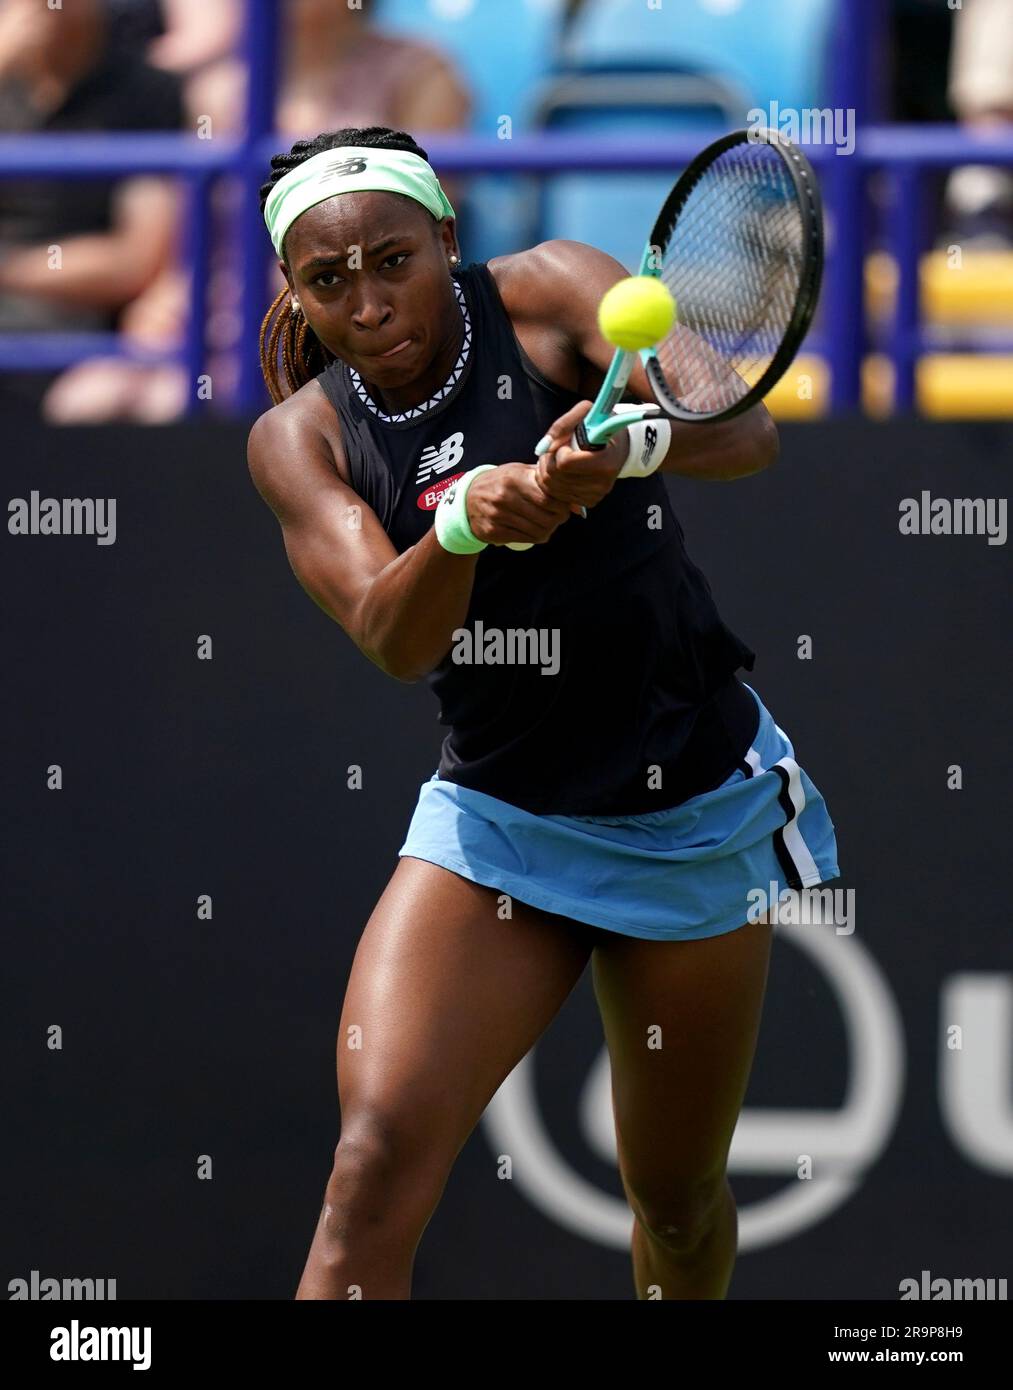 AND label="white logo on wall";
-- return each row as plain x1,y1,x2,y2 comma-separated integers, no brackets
416,432,465,484
484,937,1013,1250
485,925,903,1250
939,974,1013,1176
